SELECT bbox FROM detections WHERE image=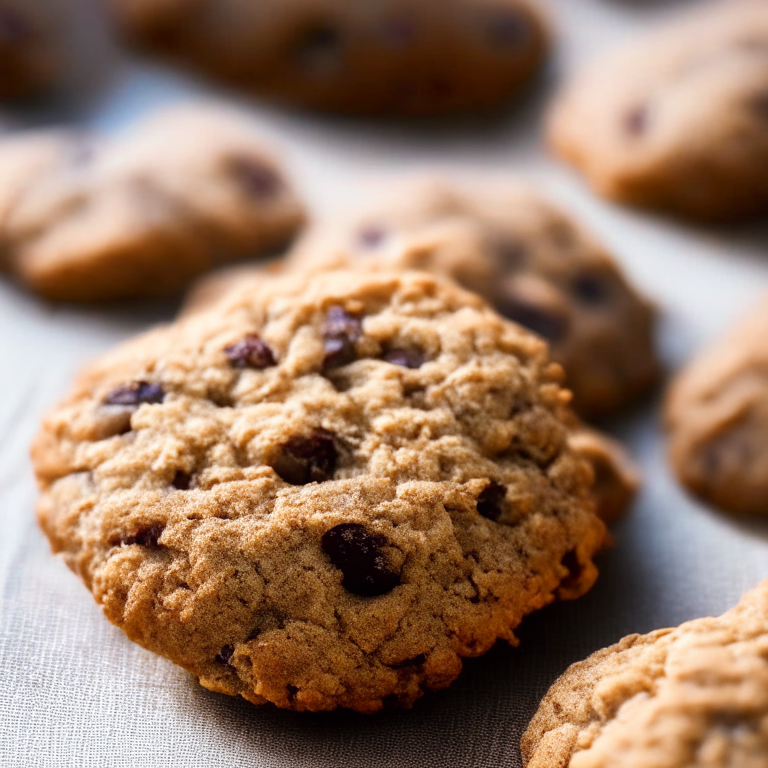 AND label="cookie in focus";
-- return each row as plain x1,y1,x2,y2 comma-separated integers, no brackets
33,269,607,713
